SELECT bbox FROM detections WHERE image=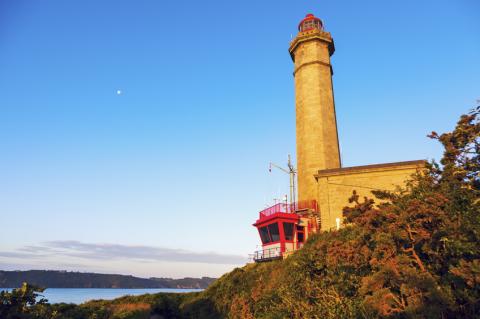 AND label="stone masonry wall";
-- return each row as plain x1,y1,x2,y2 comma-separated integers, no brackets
290,30,341,203
315,161,425,231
